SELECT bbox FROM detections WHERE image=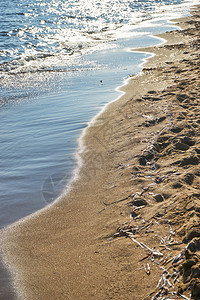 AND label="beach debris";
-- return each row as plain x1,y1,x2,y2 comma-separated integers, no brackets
112,38,200,295
172,253,183,265
162,257,174,266
139,254,150,262
115,210,193,300
144,262,151,275
128,233,163,258
150,248,194,300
